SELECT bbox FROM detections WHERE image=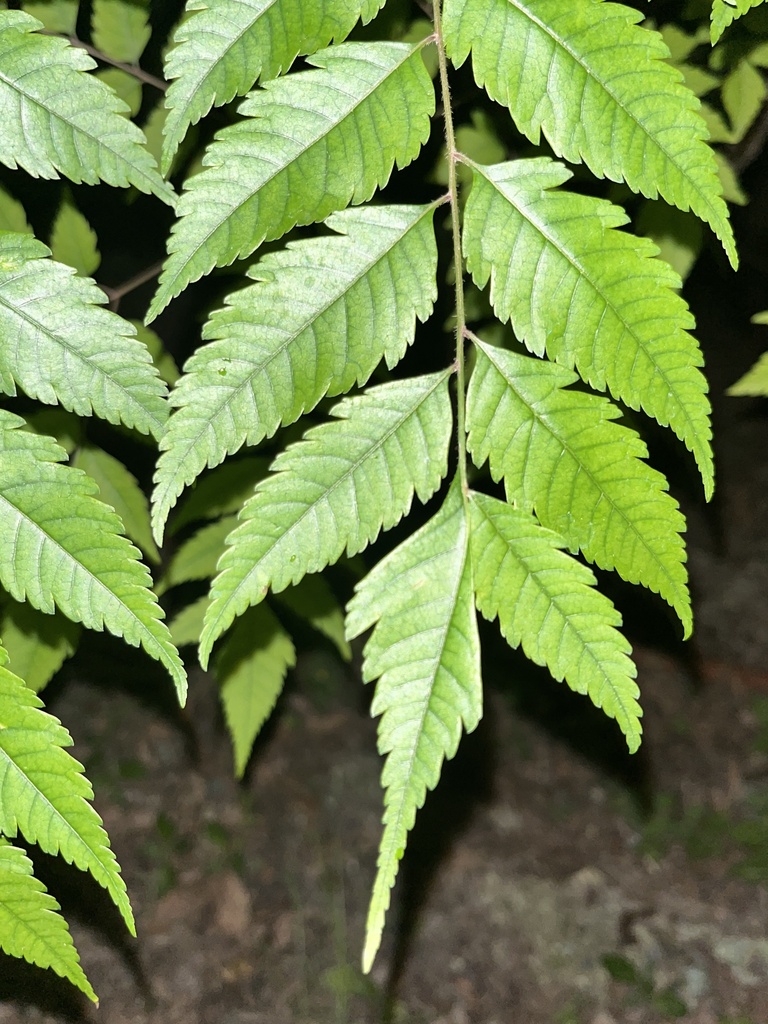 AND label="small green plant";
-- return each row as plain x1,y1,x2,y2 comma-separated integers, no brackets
0,0,766,1003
